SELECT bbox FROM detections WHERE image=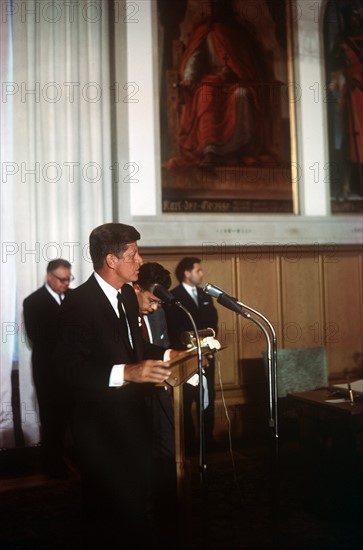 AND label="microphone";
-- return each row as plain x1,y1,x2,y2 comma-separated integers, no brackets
203,283,224,299
203,283,250,318
152,283,177,305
